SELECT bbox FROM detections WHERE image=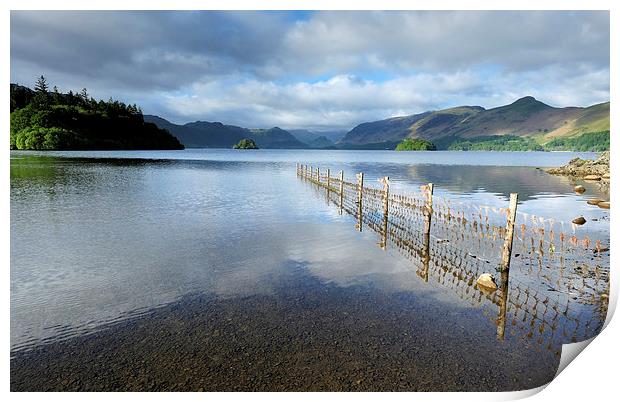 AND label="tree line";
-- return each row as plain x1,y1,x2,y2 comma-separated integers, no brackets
10,76,183,150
